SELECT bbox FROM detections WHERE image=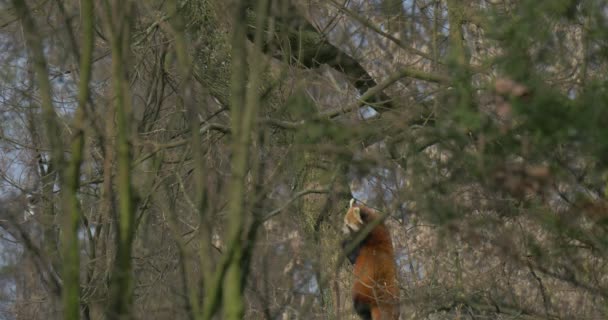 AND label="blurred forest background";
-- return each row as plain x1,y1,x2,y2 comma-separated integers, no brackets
1,0,608,319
